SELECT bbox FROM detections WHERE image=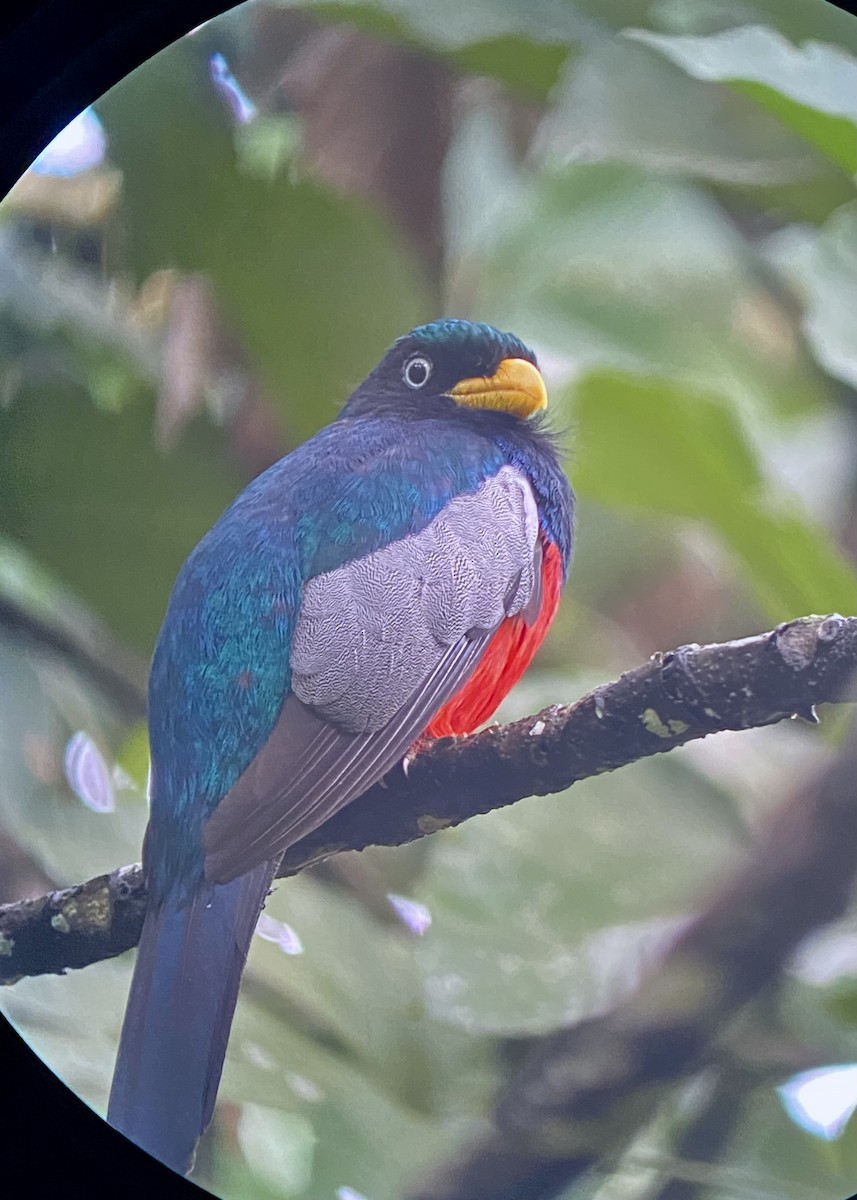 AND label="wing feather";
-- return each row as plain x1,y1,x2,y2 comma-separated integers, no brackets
203,628,492,883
